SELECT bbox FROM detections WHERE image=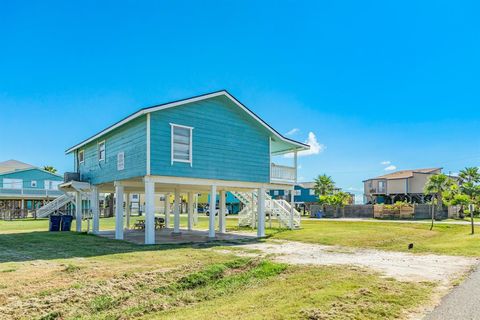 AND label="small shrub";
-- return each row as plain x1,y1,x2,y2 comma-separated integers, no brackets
63,264,81,273
90,294,118,312
39,311,62,320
